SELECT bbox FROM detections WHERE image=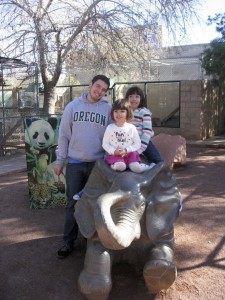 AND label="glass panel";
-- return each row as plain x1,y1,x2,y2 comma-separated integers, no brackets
113,81,180,128
0,90,13,107
146,82,180,128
